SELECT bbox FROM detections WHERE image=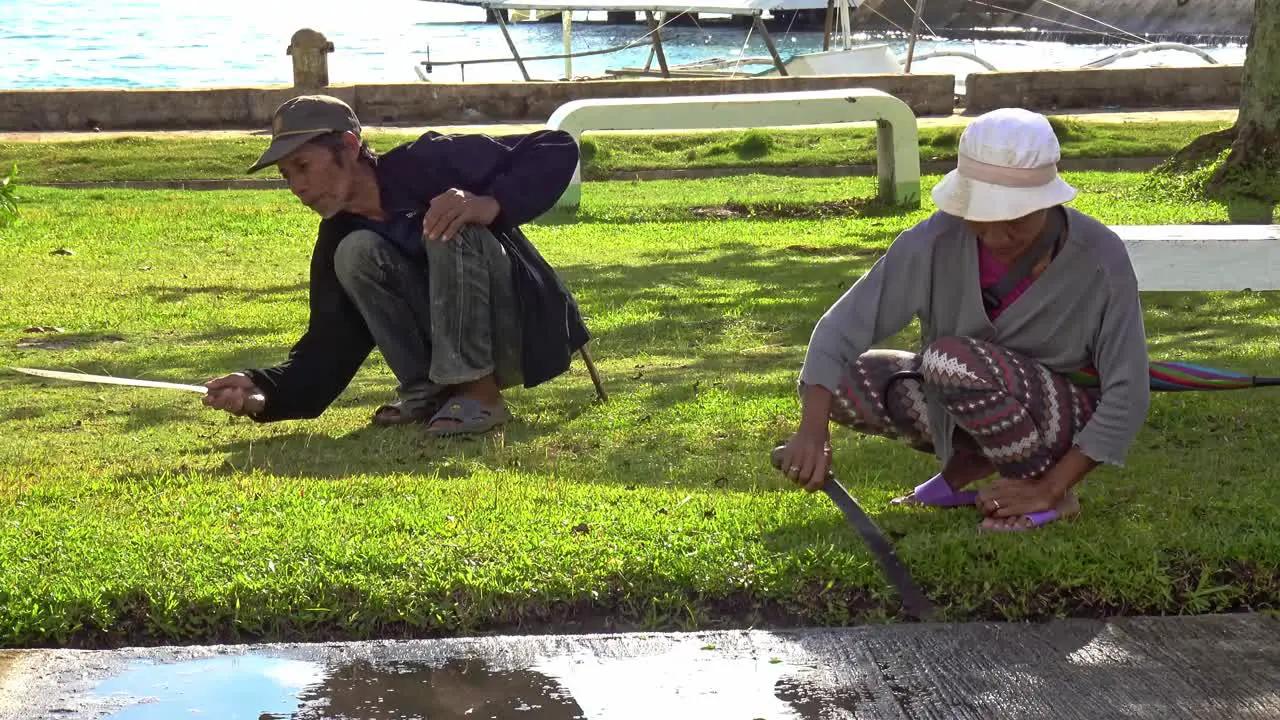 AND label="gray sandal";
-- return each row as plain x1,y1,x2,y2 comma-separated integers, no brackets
371,397,447,427
425,397,512,437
